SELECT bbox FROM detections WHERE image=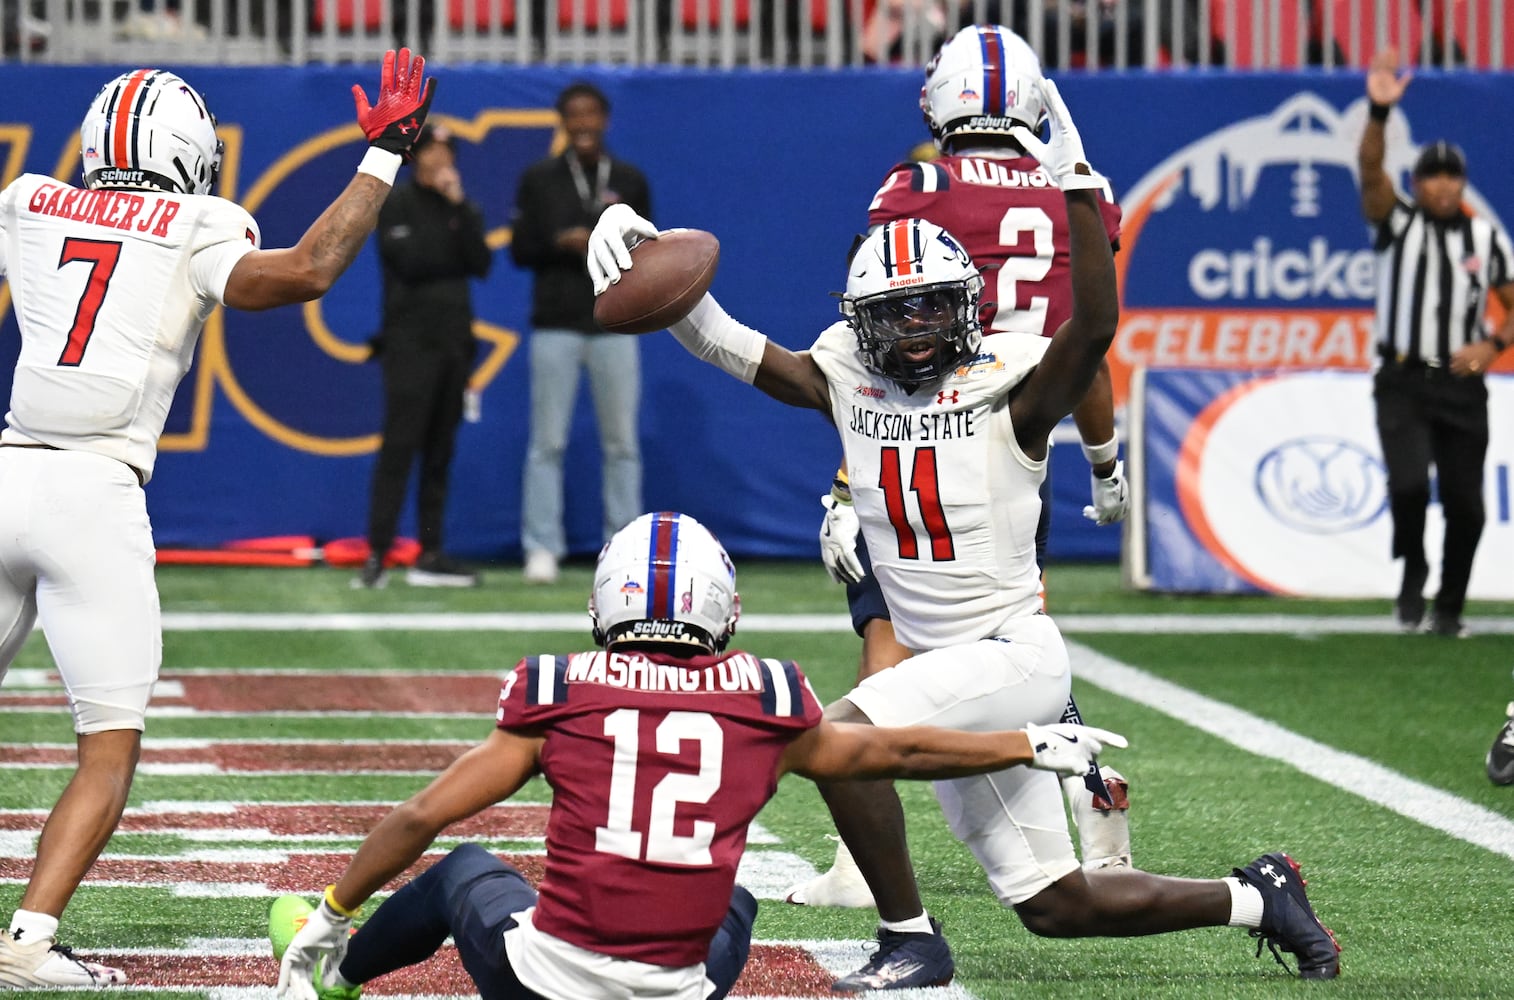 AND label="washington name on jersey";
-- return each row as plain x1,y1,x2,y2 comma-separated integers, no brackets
811,323,1050,650
496,649,822,968
0,173,258,482
868,152,1122,338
